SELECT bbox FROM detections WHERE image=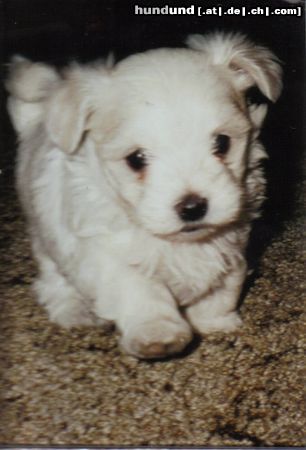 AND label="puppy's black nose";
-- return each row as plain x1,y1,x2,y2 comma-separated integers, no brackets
175,194,208,222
